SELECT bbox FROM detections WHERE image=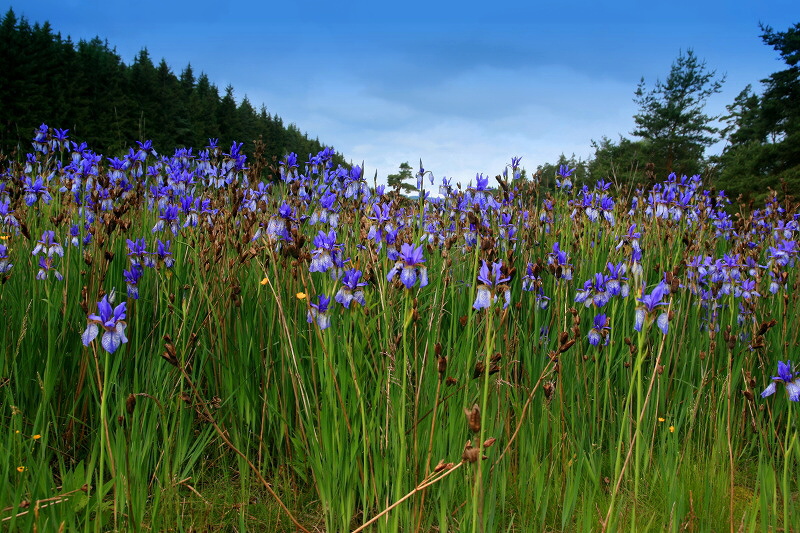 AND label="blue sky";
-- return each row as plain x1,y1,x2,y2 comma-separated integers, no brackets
3,0,797,185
